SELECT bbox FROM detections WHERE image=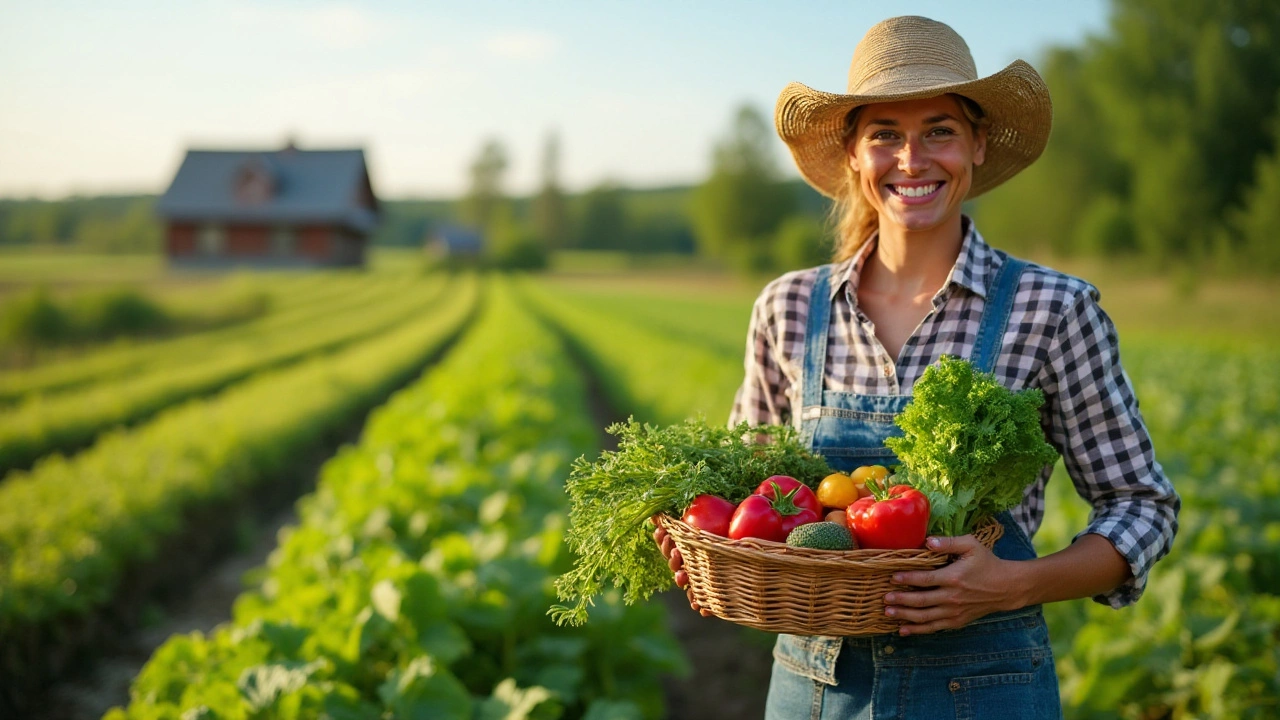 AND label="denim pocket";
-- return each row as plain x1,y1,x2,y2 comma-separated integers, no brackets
949,664,1063,720
949,672,1036,720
